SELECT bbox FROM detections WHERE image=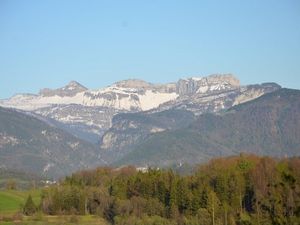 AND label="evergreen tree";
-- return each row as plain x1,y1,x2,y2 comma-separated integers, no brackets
104,198,118,224
23,194,36,215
